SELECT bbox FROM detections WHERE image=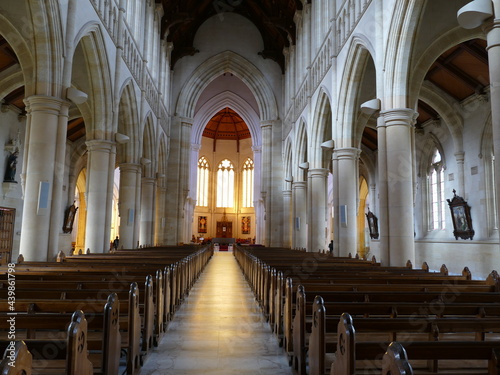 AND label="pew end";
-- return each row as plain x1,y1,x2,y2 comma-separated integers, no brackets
330,313,355,375
0,341,32,375
382,342,413,375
